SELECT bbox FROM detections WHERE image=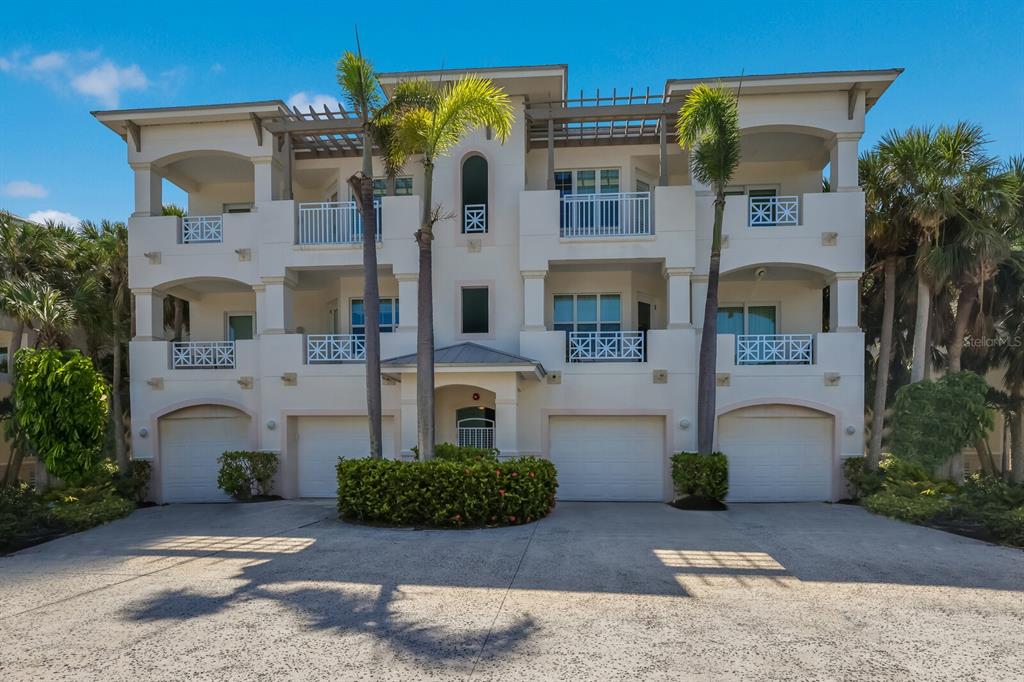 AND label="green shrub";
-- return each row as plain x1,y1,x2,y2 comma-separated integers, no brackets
336,456,557,527
13,349,109,483
878,455,934,483
863,489,953,524
981,507,1024,546
842,456,883,499
45,486,135,531
433,442,499,462
671,452,728,502
889,371,992,472
217,451,278,500
0,483,56,552
114,460,152,503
